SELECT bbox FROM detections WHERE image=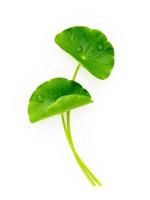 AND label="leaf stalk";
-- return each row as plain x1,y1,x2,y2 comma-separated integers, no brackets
61,64,102,186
